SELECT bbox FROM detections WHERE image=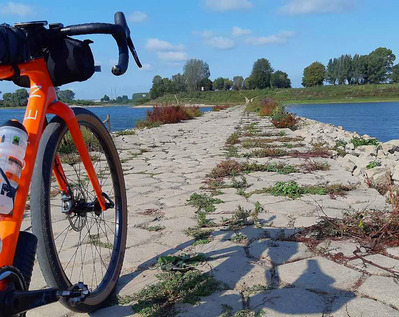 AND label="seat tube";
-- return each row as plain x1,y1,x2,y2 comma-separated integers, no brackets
0,59,57,267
